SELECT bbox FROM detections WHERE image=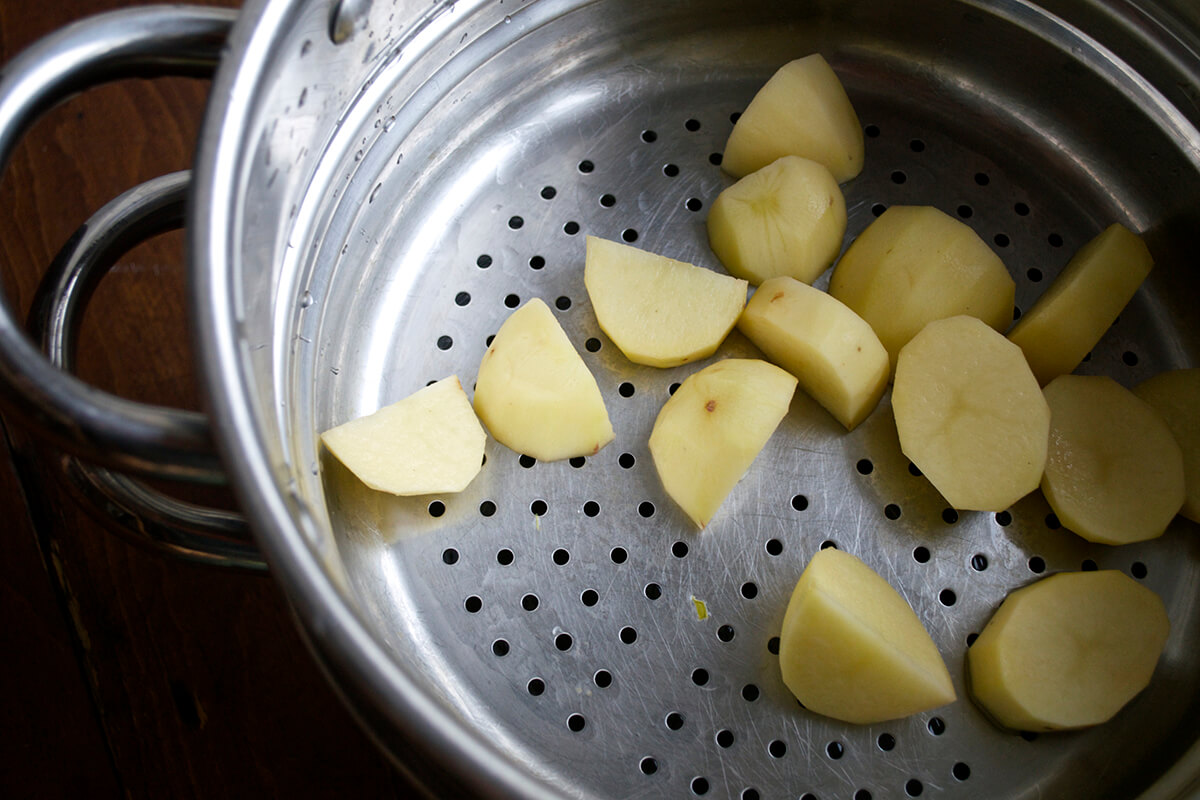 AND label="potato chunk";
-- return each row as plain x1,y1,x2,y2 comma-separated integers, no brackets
1134,368,1200,522
893,316,1049,511
1008,223,1154,385
648,359,796,528
828,205,1015,373
321,376,485,495
473,298,614,461
779,548,956,725
1041,374,1185,544
737,276,887,430
584,236,747,367
722,54,864,182
967,570,1169,732
707,155,846,286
